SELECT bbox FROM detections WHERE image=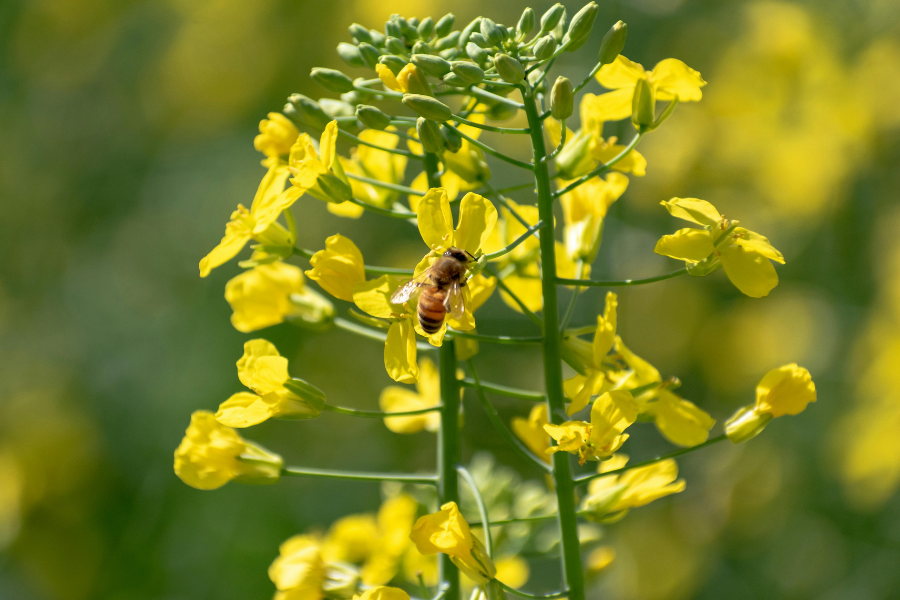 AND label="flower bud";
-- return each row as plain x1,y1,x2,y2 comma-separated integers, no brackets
725,407,773,444
442,73,469,88
493,54,525,84
480,18,505,47
599,21,627,65
417,17,435,39
580,483,629,522
442,125,462,153
412,41,431,55
398,17,419,41
400,64,433,96
631,78,655,129
285,94,331,133
234,441,284,484
540,3,566,34
384,19,402,39
336,43,364,68
369,29,386,46
469,32,489,48
349,23,372,44
417,117,445,153
551,76,573,120
517,8,535,37
385,36,406,55
356,105,391,130
563,2,598,52
357,42,382,69
460,17,482,48
451,61,485,84
310,68,354,94
435,13,455,38
533,35,557,60
434,31,460,51
403,94,452,121
554,132,593,178
282,378,328,417
466,42,491,64
379,55,408,74
412,54,451,77
319,98,354,119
